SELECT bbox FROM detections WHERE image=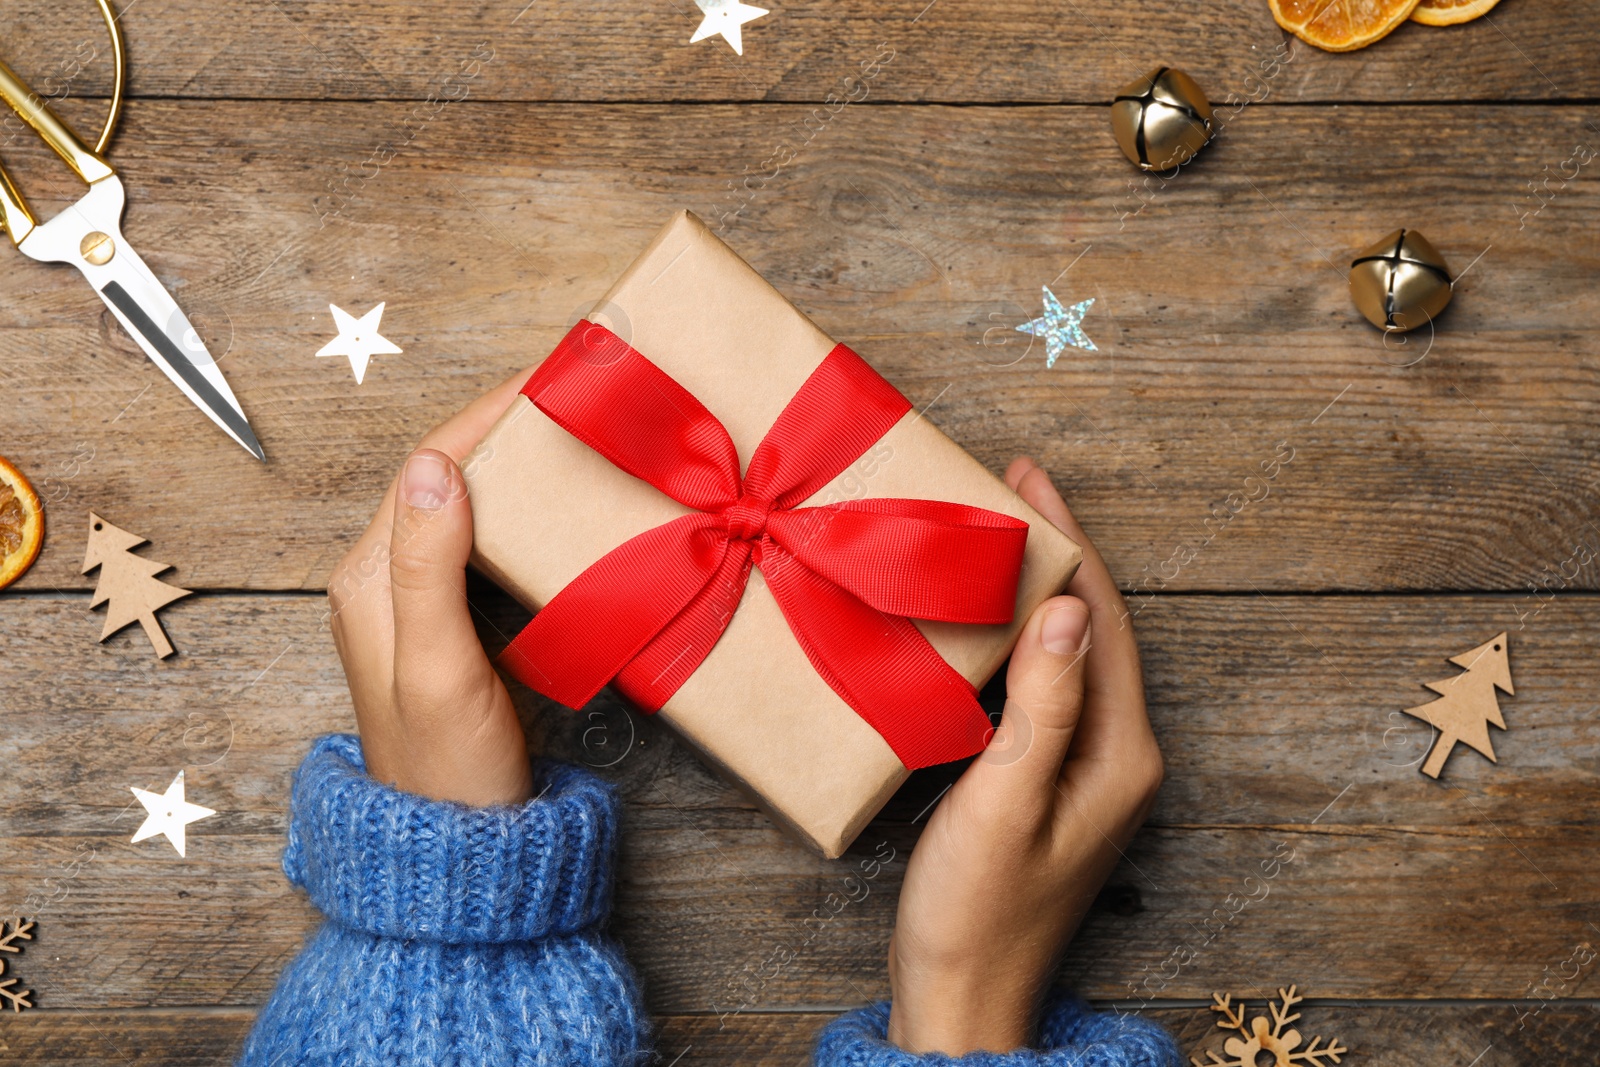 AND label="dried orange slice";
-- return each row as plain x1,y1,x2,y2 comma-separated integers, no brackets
1411,0,1499,24
0,455,43,590
1268,0,1423,51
